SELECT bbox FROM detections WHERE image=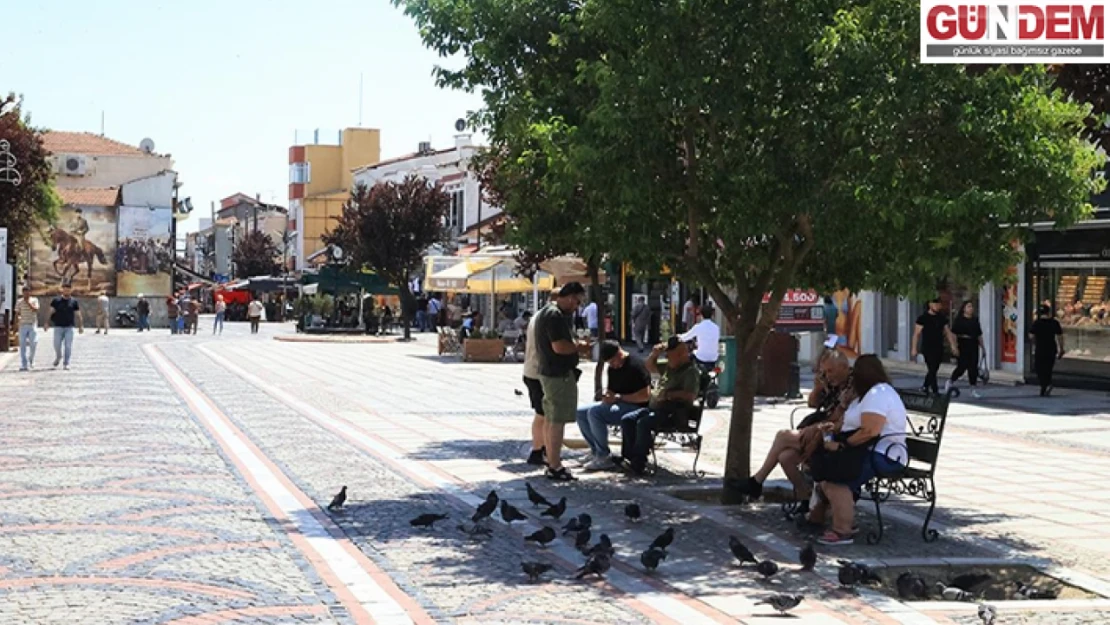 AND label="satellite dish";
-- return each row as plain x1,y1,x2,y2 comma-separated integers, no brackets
454,118,466,132
331,245,344,261
139,138,156,154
